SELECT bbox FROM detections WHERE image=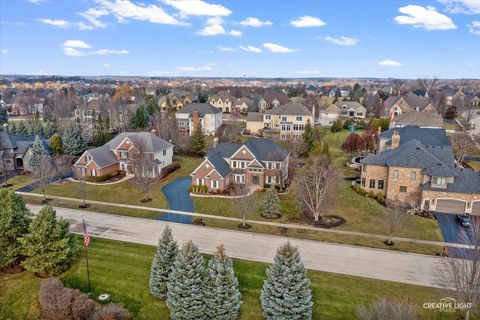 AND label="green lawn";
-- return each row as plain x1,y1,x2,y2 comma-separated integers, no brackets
0,237,458,320
468,160,480,172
